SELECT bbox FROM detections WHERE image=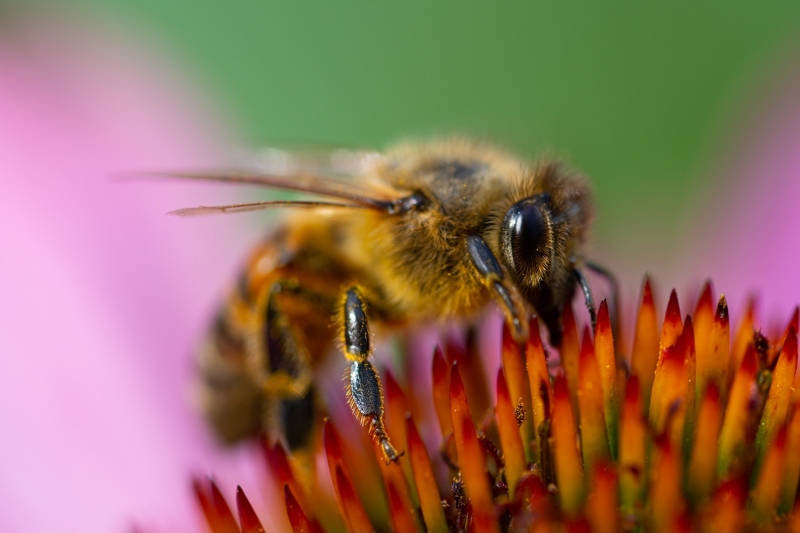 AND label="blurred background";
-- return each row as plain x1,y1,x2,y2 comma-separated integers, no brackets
3,1,800,531
40,1,800,289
